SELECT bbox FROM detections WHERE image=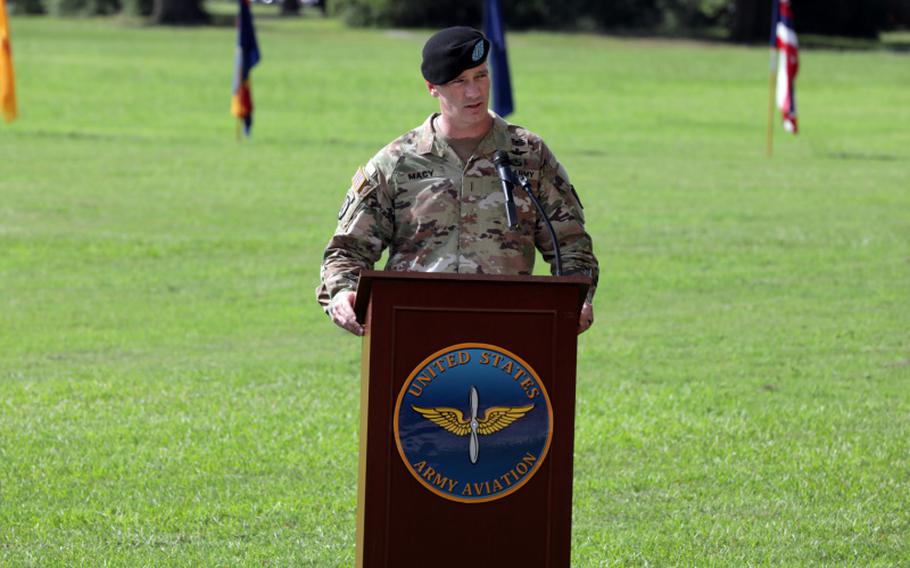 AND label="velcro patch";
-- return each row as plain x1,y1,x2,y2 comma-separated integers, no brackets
337,194,353,220
351,166,369,194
